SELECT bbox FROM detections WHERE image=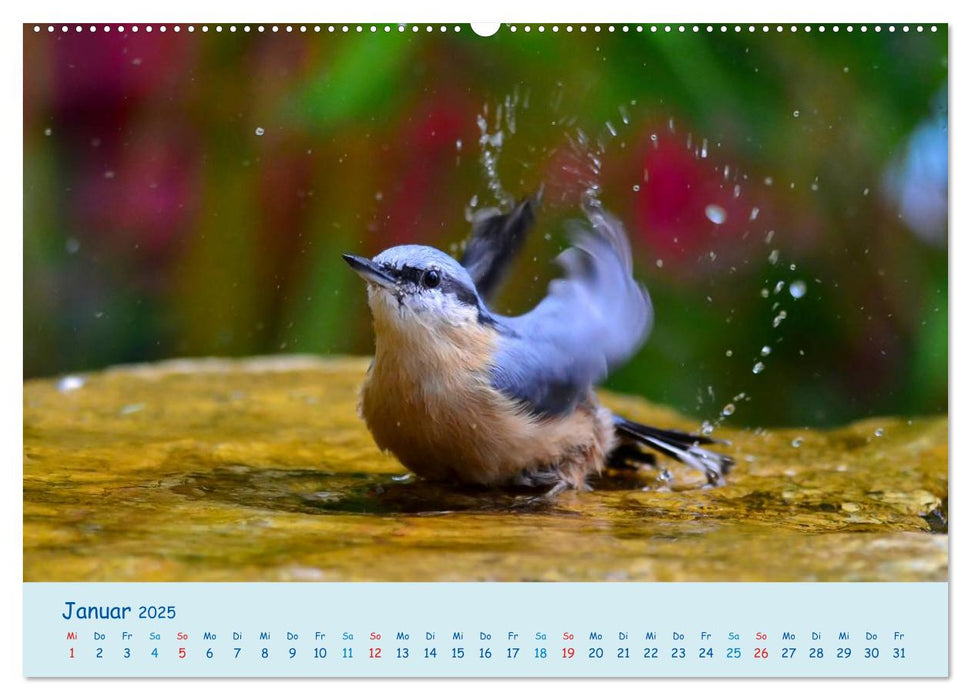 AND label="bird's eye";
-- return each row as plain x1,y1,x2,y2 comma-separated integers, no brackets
422,269,441,289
